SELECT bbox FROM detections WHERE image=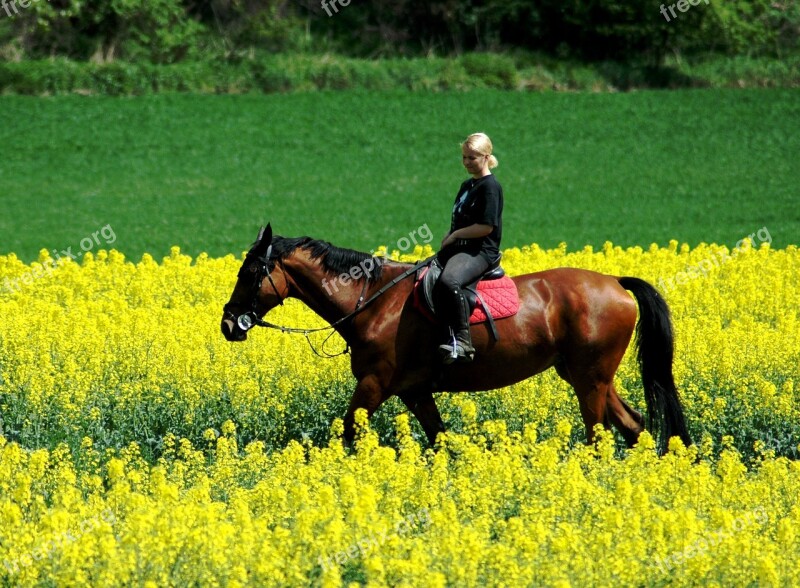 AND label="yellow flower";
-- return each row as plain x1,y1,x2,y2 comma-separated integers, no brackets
0,241,798,586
